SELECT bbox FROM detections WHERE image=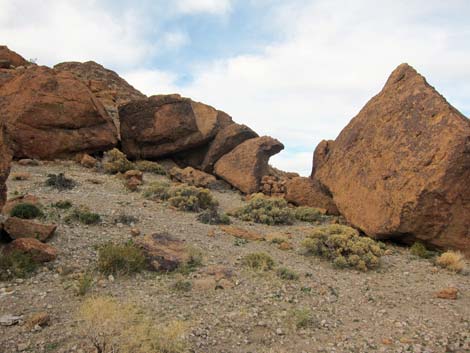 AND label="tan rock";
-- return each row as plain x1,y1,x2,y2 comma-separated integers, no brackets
435,287,458,300
214,136,284,194
220,226,264,241
80,154,97,168
26,312,50,329
169,166,221,189
125,177,142,191
123,169,143,181
5,238,58,262
285,177,339,215
312,64,470,255
0,65,118,159
4,217,57,242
